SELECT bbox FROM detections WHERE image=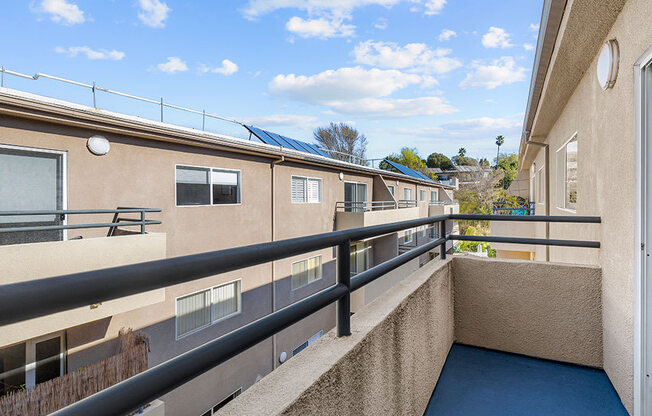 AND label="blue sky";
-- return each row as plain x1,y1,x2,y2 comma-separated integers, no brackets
0,0,542,162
